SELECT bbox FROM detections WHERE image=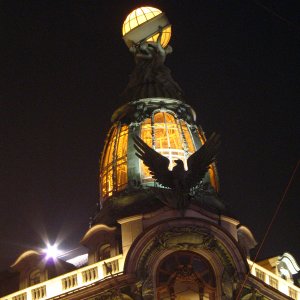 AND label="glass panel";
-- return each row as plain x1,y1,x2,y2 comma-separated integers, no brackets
101,171,107,197
136,12,147,24
115,125,128,191
154,111,165,123
124,22,130,35
106,168,113,196
140,118,152,146
142,7,151,14
140,112,198,181
116,157,127,191
129,18,138,31
155,124,168,149
146,26,172,48
104,126,117,168
164,112,175,123
167,123,182,149
154,112,168,149
116,125,128,158
100,124,128,199
101,126,118,198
